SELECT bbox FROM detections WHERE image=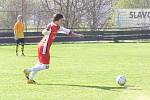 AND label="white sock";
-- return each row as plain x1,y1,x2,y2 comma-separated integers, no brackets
28,64,49,72
29,71,37,80
27,63,49,80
